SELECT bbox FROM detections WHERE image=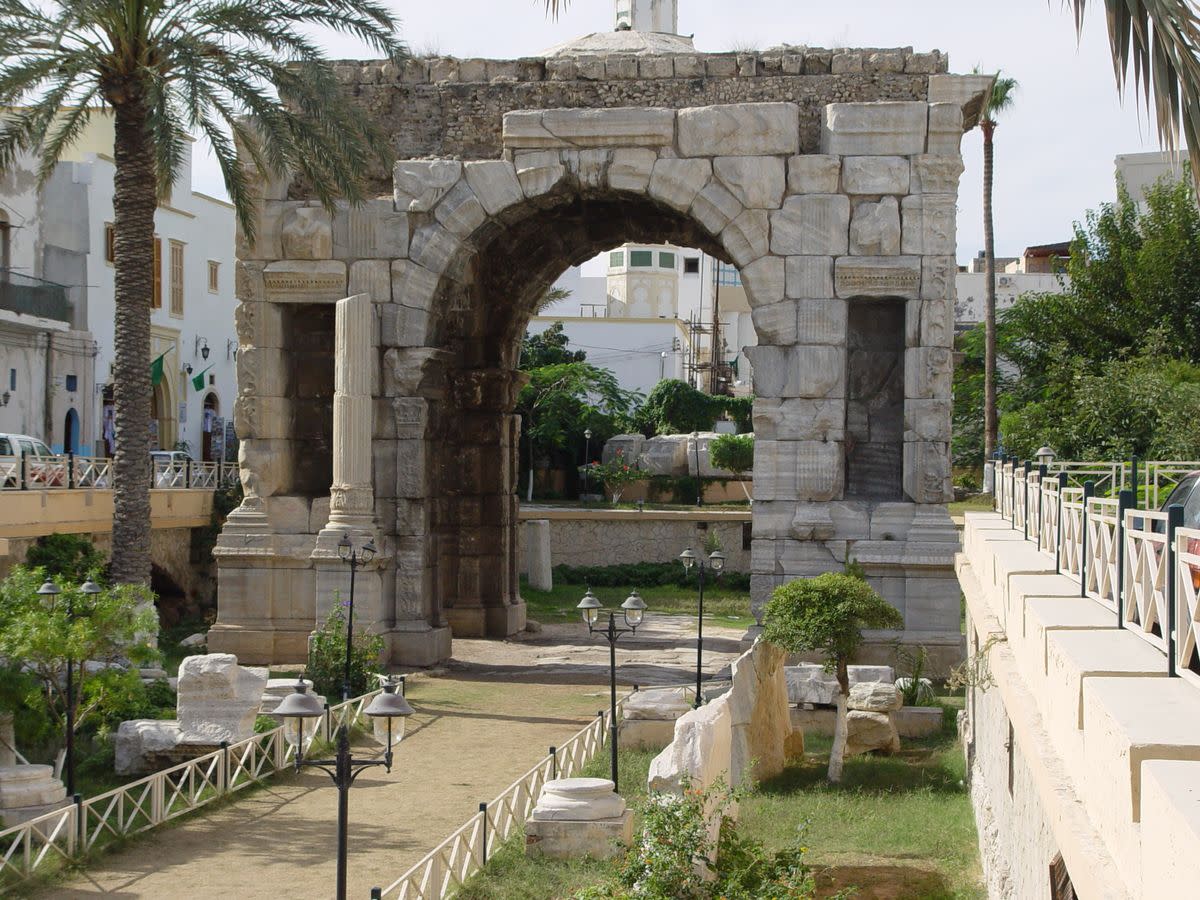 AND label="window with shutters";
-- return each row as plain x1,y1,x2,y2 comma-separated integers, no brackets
208,260,219,293
169,240,184,316
104,224,115,264
152,237,162,309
